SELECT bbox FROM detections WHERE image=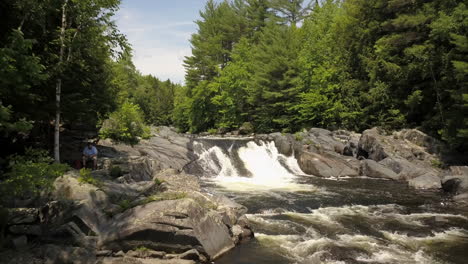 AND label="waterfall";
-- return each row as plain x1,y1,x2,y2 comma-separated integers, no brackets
191,139,305,189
